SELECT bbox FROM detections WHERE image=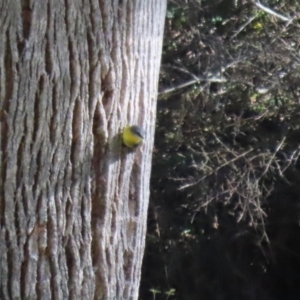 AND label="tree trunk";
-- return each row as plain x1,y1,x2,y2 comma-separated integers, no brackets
0,0,166,299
